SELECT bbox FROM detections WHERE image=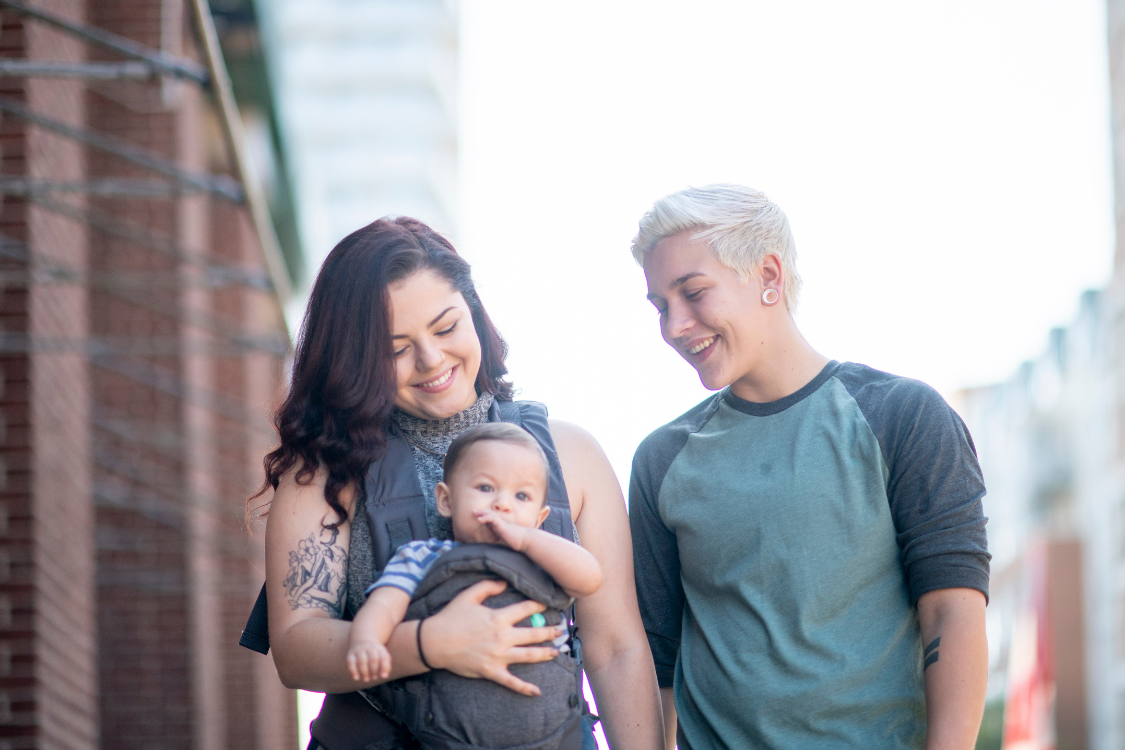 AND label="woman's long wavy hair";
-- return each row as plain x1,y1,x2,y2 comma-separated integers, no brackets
251,217,514,524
